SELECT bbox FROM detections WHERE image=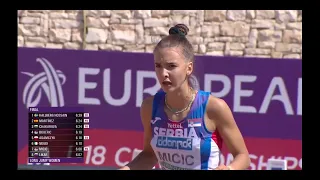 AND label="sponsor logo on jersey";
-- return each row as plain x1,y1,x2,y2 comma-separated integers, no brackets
167,122,183,129
151,117,161,124
156,136,192,150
